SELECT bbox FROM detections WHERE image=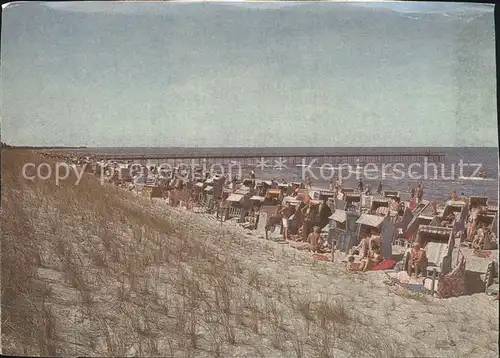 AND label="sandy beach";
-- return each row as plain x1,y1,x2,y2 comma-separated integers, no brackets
2,2,498,357
2,150,498,357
